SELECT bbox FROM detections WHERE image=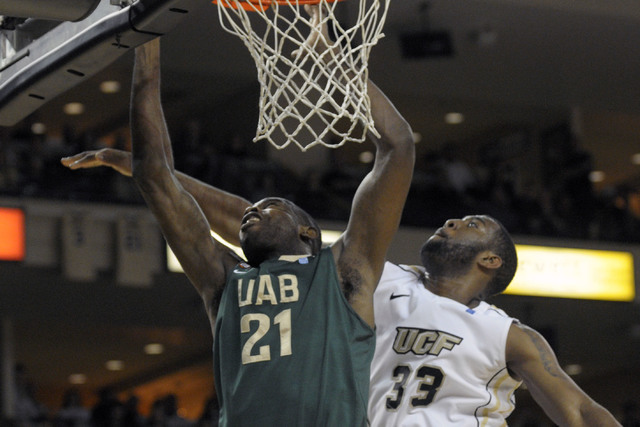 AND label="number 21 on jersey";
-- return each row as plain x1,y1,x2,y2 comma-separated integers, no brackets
241,309,292,364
